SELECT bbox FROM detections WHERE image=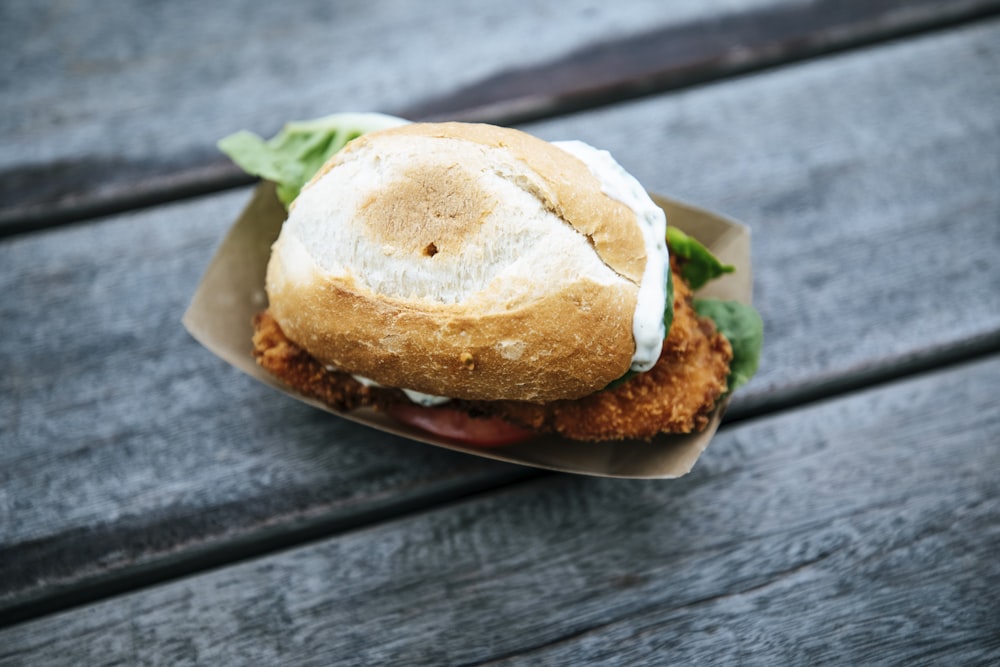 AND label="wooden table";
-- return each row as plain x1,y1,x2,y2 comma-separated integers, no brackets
3,1,999,663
